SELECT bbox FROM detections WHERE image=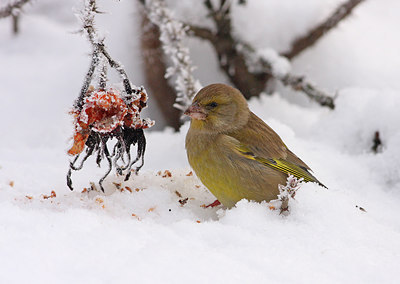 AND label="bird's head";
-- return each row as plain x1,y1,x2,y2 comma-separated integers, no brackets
184,84,250,133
